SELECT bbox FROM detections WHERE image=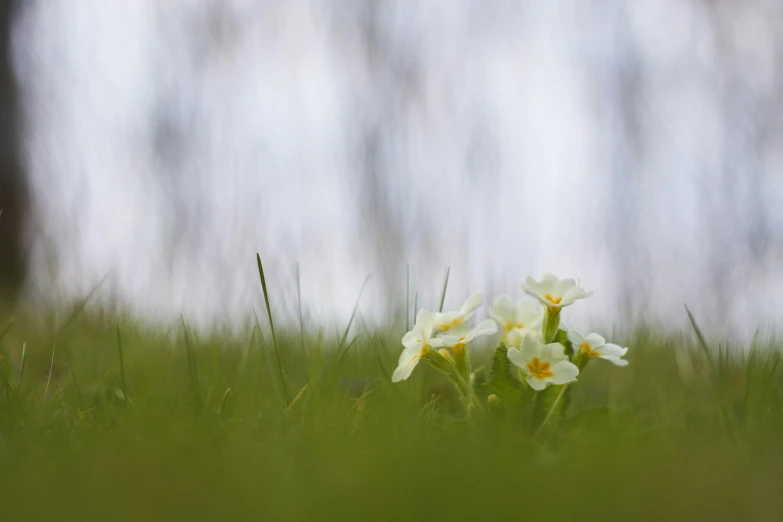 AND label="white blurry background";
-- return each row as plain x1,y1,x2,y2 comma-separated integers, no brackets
9,1,783,337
